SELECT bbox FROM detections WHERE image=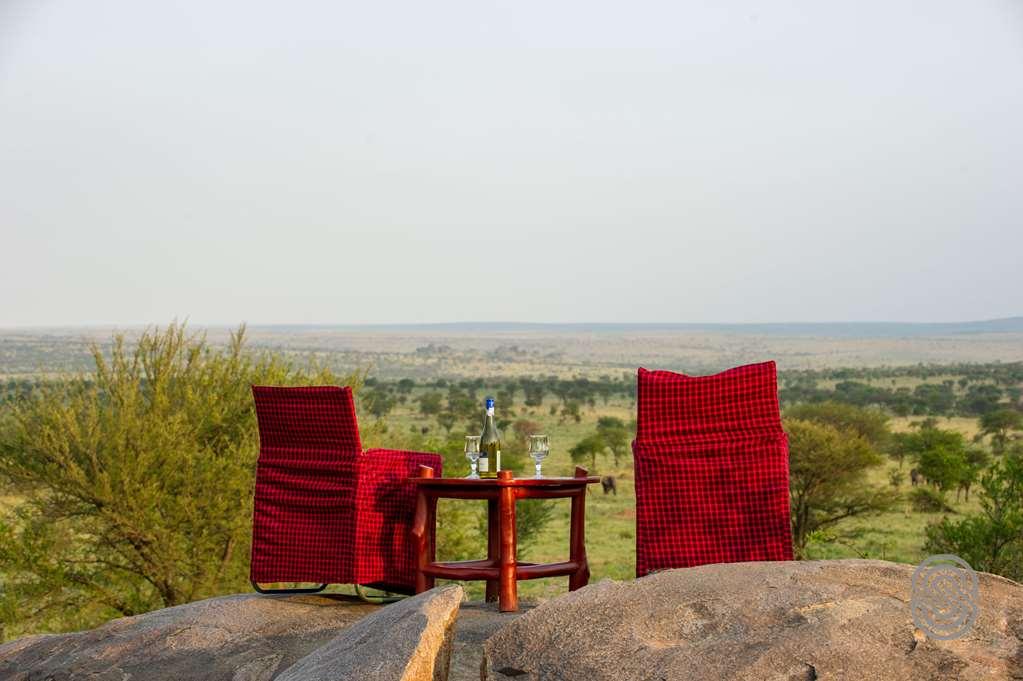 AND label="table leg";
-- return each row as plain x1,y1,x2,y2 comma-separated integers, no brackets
425,494,437,590
412,466,437,593
486,498,499,603
499,485,518,612
412,488,431,593
569,487,589,591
